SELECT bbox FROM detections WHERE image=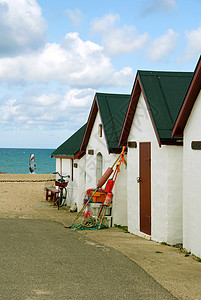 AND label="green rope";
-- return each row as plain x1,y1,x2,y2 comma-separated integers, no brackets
71,217,106,231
